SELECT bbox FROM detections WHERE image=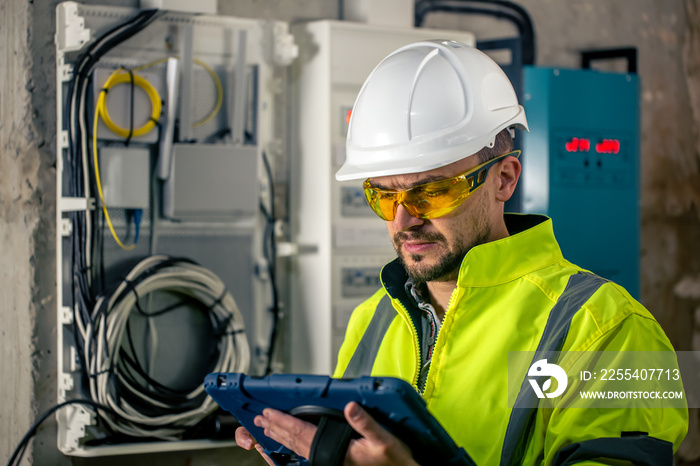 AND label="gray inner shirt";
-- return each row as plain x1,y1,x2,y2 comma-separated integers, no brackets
404,278,443,392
